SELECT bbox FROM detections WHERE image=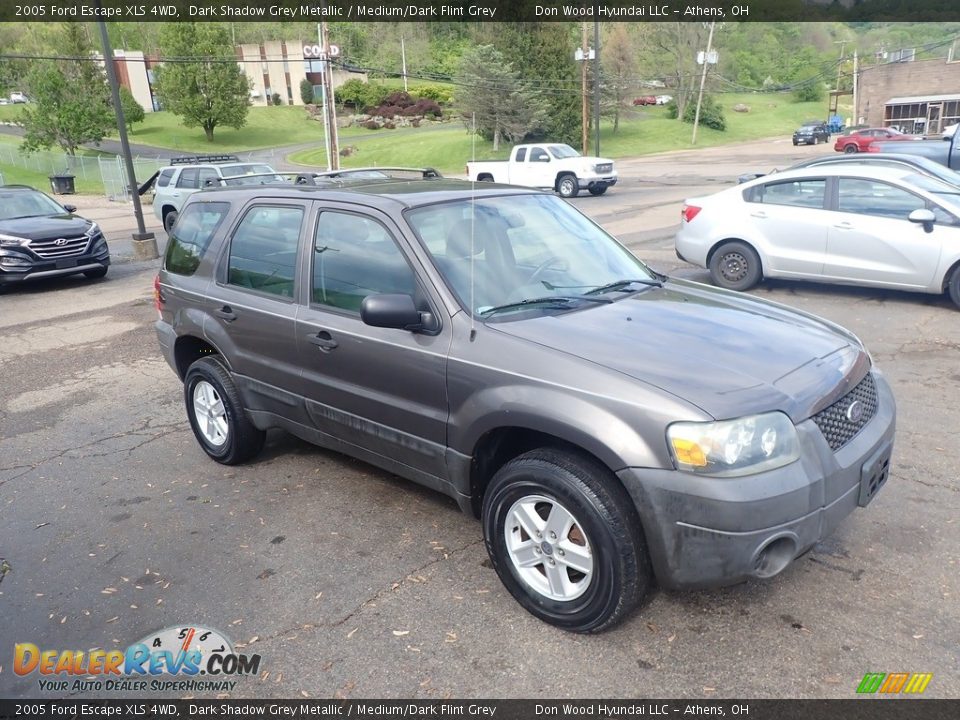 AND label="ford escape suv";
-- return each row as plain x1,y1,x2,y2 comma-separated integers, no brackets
155,177,896,632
